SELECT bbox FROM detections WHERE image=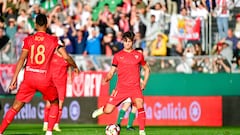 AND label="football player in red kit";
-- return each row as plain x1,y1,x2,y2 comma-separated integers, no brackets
0,14,78,135
43,40,79,132
92,31,150,135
